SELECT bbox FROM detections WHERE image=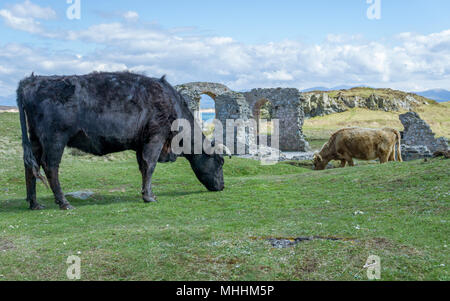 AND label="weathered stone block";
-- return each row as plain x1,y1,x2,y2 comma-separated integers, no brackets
400,112,449,153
